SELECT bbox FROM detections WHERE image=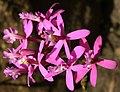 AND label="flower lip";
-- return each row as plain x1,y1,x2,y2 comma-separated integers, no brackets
84,50,95,68
48,62,68,73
